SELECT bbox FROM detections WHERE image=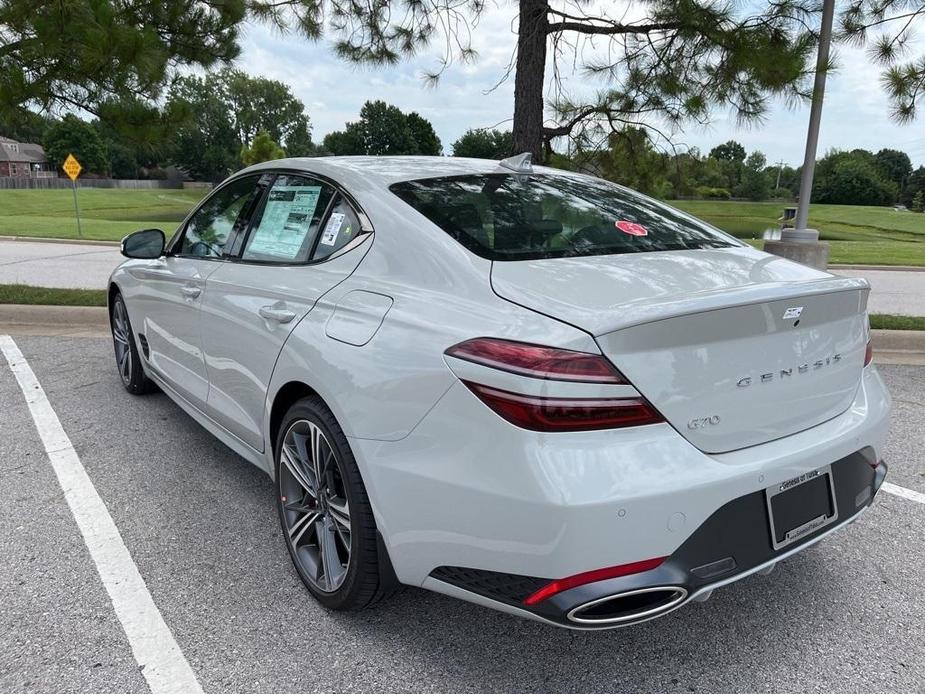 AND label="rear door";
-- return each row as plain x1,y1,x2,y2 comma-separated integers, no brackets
199,173,372,451
136,175,260,409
